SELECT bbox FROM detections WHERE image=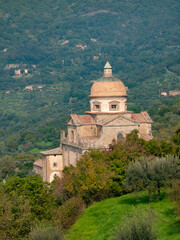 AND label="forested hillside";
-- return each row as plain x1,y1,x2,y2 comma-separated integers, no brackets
0,0,180,156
